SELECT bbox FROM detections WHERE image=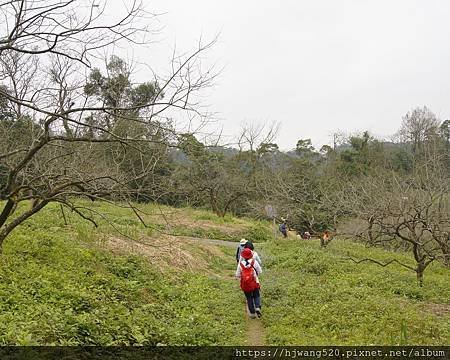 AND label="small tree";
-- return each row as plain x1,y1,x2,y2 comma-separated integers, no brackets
259,153,341,236
295,138,315,157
